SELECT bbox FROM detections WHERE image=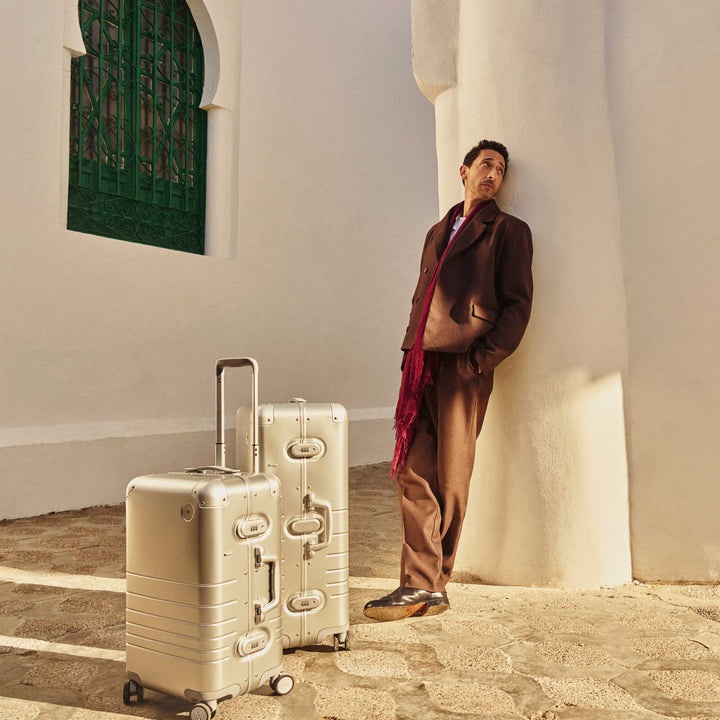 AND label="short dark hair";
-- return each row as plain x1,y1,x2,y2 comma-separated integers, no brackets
463,140,509,169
